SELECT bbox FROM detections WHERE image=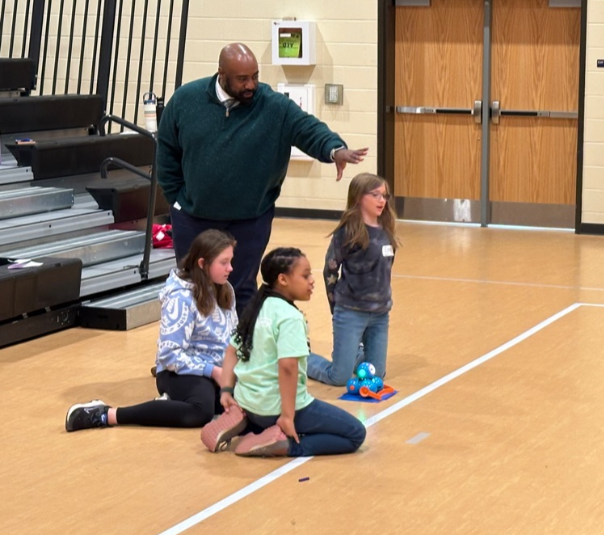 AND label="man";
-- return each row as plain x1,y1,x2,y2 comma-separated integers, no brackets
157,42,368,316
